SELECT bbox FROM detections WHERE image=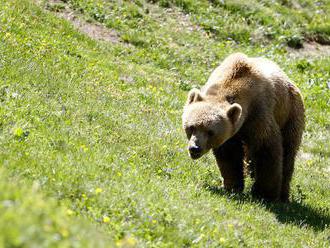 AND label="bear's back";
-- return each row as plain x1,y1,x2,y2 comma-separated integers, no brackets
202,53,297,129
